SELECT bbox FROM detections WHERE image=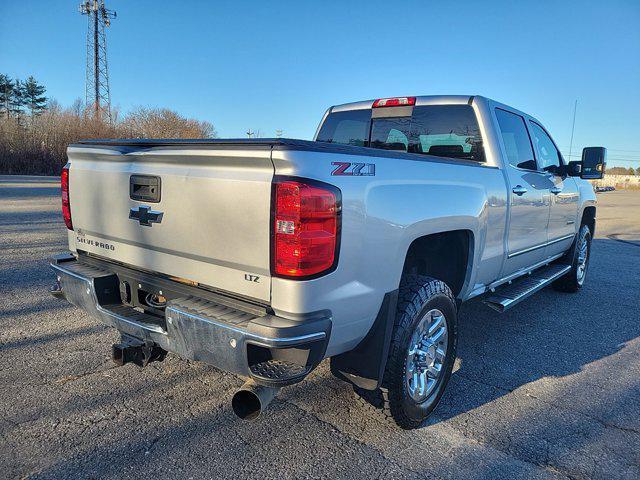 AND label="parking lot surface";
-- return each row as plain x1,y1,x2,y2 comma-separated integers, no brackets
1,176,639,479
